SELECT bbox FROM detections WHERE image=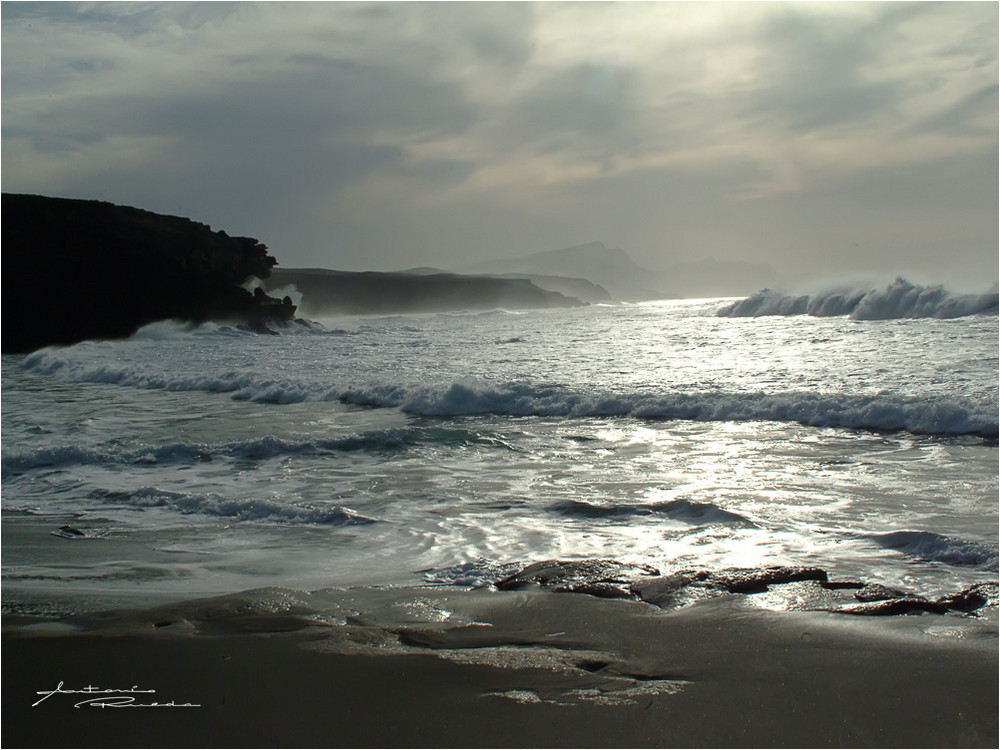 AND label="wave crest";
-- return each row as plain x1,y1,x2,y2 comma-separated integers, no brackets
869,530,998,570
19,350,998,439
718,278,998,320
